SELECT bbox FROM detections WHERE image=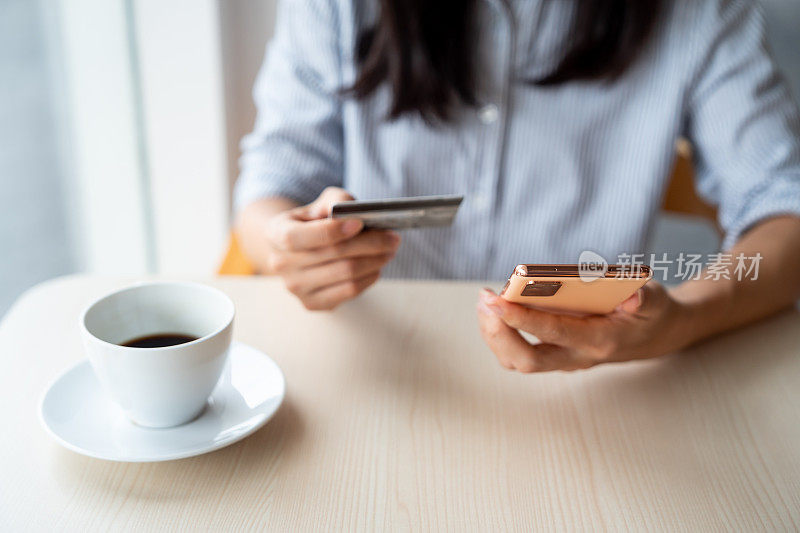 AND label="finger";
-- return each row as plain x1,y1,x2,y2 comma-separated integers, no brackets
617,289,643,314
479,289,588,348
614,282,669,318
529,343,595,371
477,302,578,372
476,303,517,370
286,254,393,296
296,187,355,220
268,215,363,251
269,230,401,271
301,272,381,311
